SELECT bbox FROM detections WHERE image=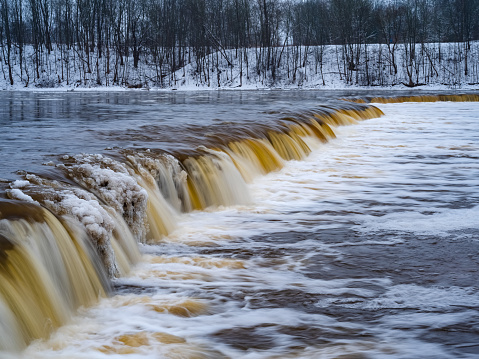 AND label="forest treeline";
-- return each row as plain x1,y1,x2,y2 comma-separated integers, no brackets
0,0,478,88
